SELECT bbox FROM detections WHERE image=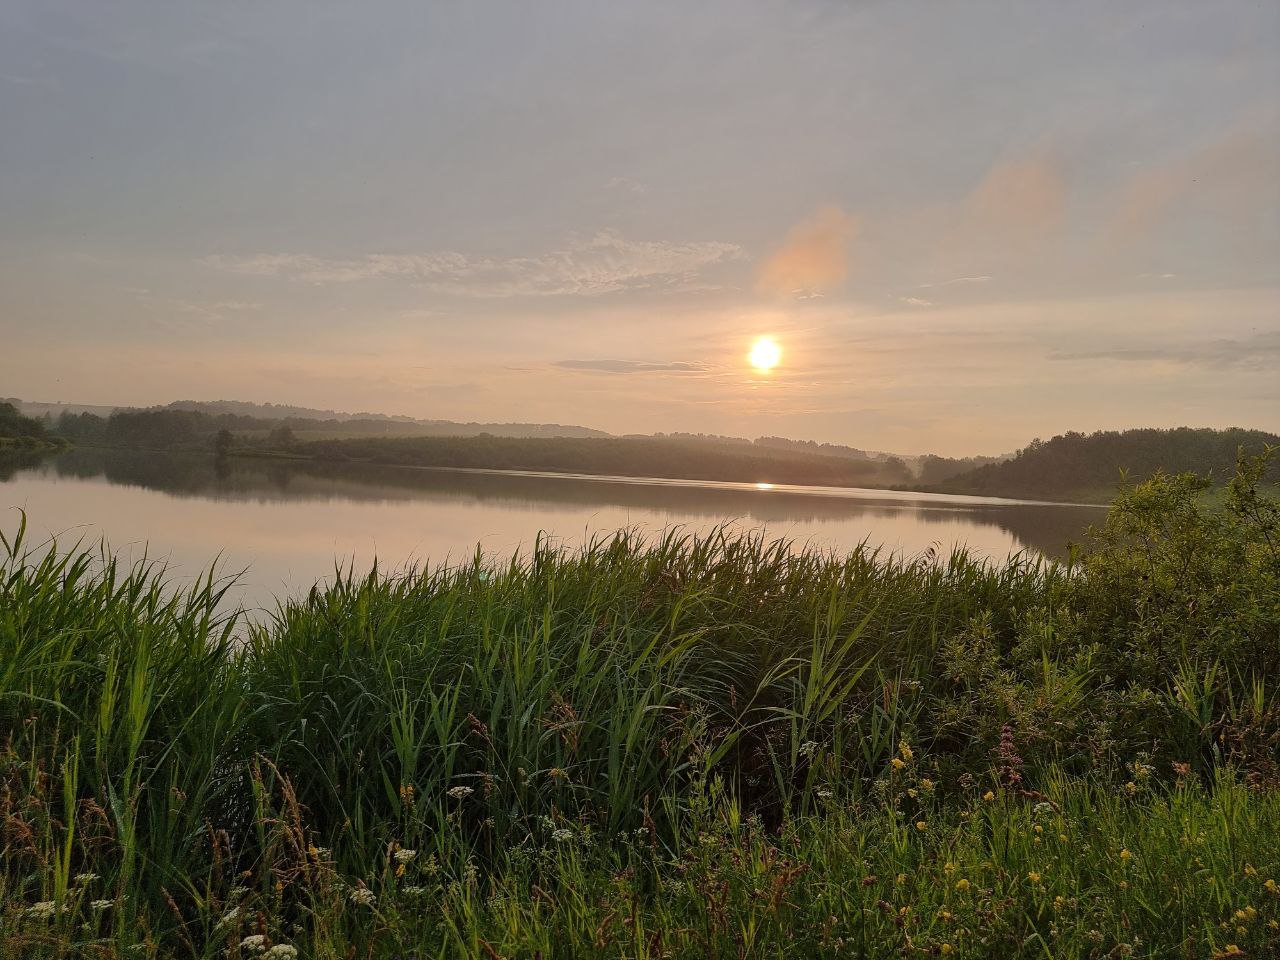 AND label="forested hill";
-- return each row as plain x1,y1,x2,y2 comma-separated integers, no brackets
930,427,1279,502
